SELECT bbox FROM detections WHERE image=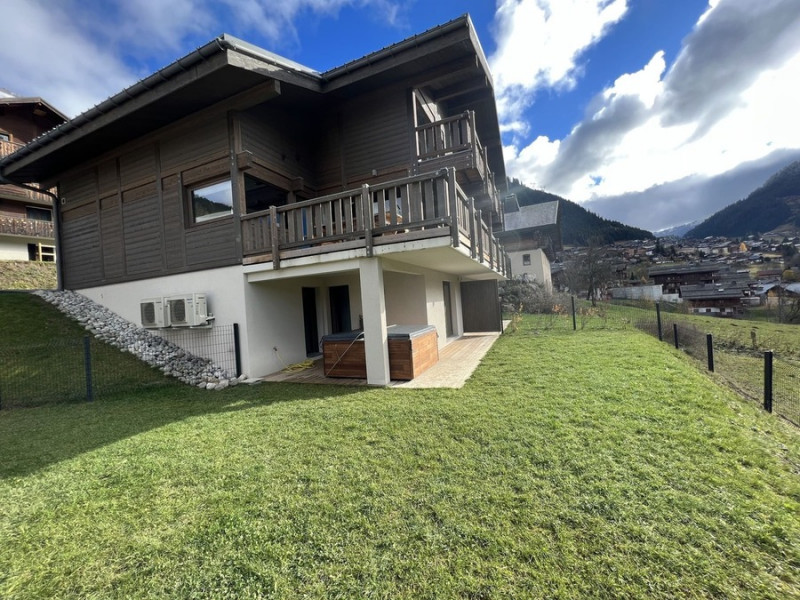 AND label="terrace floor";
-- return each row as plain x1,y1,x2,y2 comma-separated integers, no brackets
261,326,507,388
